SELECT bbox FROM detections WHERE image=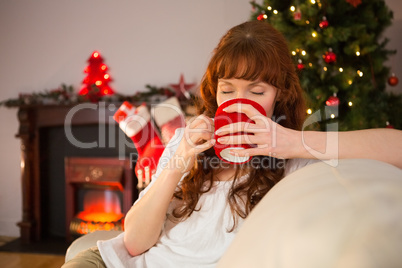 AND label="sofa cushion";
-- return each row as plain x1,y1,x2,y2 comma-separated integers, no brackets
217,159,402,268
